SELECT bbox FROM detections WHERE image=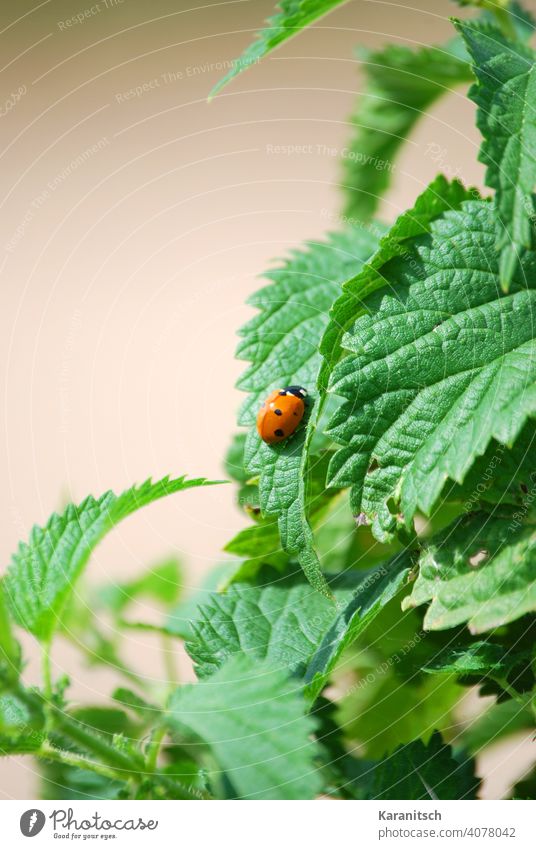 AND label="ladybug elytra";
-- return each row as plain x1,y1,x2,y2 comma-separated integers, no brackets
256,385,308,445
